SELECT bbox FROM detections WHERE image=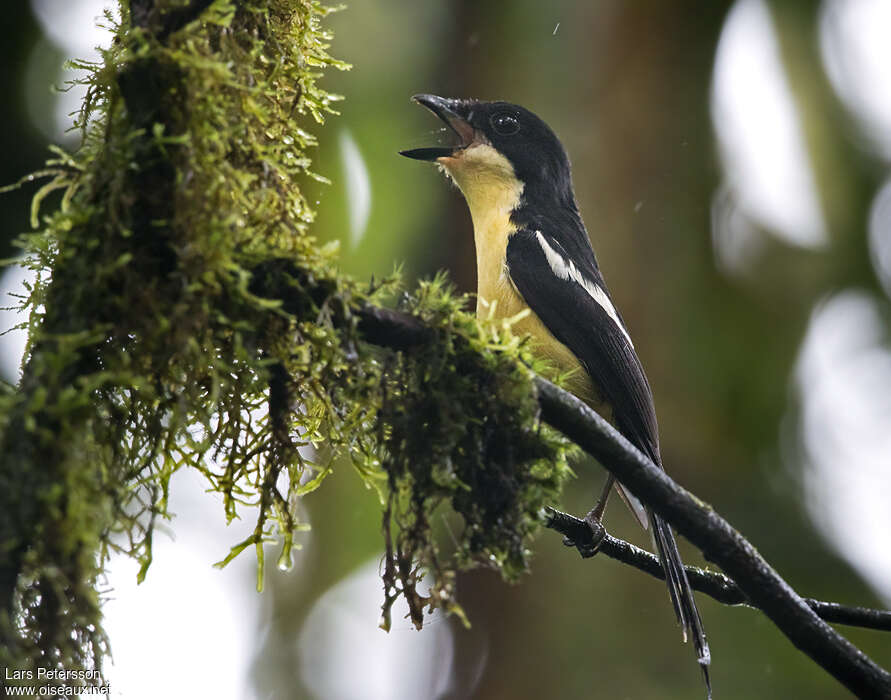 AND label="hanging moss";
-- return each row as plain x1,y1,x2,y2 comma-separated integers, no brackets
375,276,575,630
0,0,574,678
0,0,354,674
